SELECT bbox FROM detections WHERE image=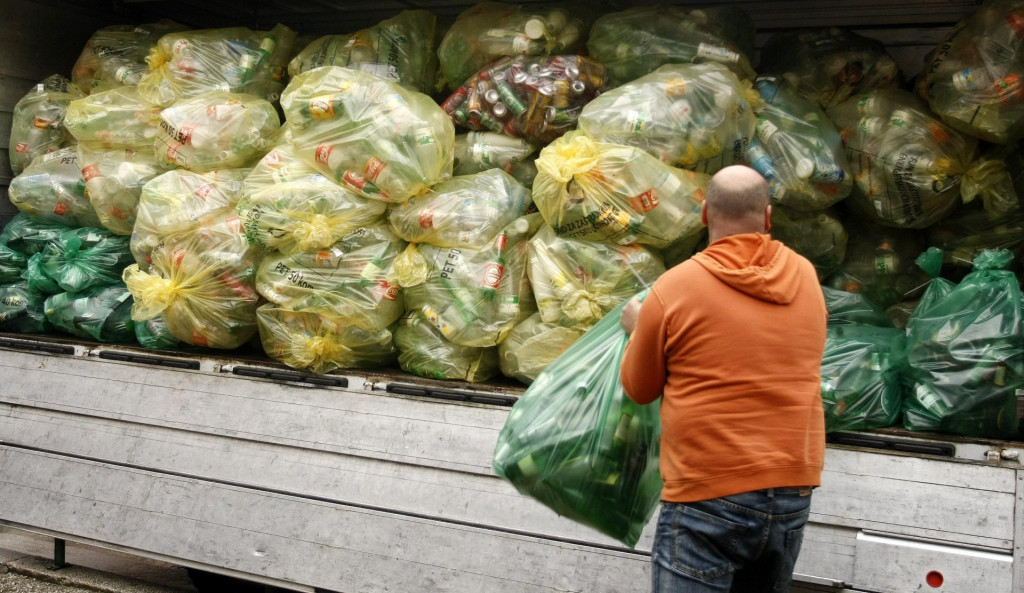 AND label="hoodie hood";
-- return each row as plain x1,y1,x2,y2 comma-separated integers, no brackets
691,233,803,304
